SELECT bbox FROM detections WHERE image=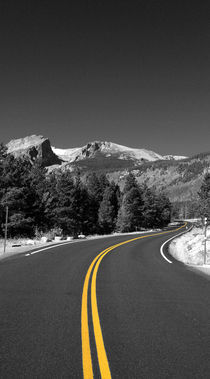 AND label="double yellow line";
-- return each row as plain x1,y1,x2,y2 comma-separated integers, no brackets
81,224,186,378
